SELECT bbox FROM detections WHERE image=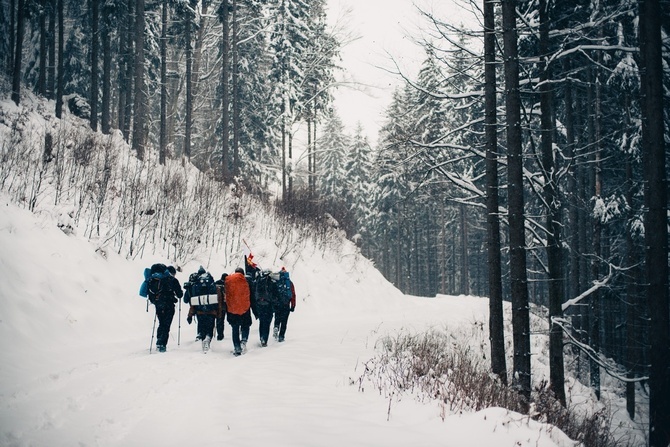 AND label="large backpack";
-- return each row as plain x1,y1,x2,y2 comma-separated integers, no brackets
186,269,218,308
139,263,167,299
255,272,278,308
268,270,292,309
148,269,171,305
